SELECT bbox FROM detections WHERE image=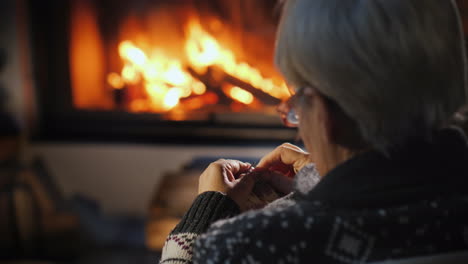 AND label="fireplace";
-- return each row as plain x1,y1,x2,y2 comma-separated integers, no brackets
28,0,297,144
